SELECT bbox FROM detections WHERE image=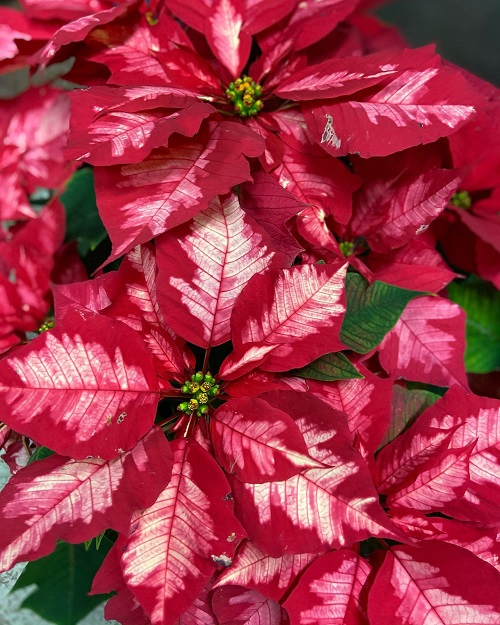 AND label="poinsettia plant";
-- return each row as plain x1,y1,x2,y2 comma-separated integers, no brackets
1,0,500,624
